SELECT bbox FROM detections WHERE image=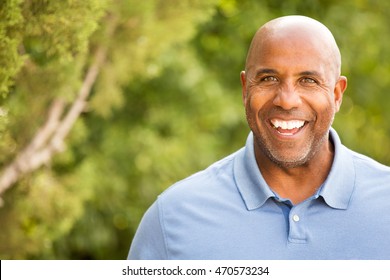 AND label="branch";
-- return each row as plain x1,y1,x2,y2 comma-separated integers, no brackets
0,13,118,204
0,42,108,203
